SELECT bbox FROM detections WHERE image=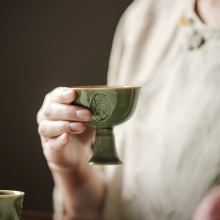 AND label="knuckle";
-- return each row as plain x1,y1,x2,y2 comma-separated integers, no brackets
56,121,69,134
36,111,42,124
38,121,46,136
44,141,56,156
52,87,63,101
64,105,75,118
48,144,55,152
43,93,52,106
43,104,51,118
37,93,52,124
45,93,51,102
